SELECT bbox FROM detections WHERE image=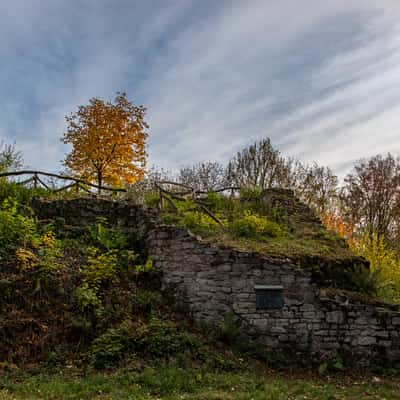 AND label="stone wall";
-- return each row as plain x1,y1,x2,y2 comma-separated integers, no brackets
149,226,400,363
31,197,158,239
32,197,400,364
